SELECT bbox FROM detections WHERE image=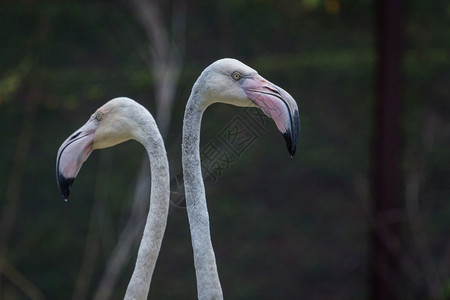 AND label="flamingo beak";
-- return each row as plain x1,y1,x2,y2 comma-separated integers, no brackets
56,118,97,200
240,74,300,156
